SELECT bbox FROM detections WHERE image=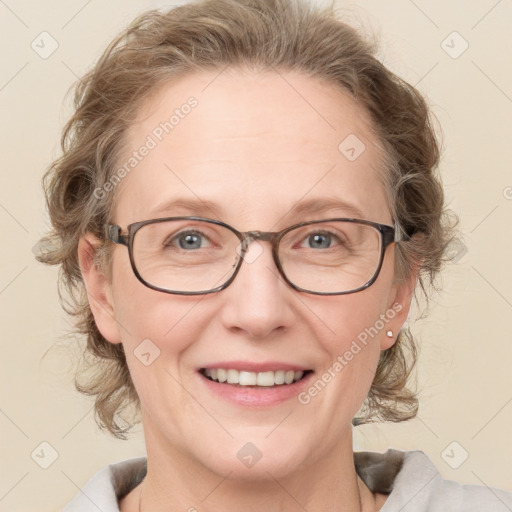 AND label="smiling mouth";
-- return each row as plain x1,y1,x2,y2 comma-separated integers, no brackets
200,368,313,387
